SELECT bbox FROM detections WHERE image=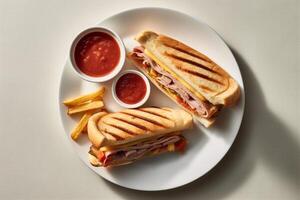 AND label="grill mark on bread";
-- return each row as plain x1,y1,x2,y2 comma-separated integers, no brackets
165,53,222,76
100,122,135,139
133,109,174,127
138,108,171,121
111,117,148,131
101,131,119,141
103,117,145,135
112,113,165,132
147,106,160,109
102,122,139,137
177,67,225,86
120,112,167,128
199,85,215,93
162,43,211,62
